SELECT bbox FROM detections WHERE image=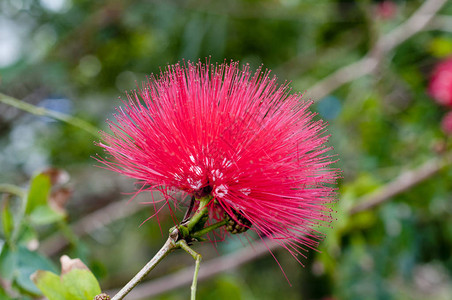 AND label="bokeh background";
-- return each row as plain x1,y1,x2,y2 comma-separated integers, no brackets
1,0,452,299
